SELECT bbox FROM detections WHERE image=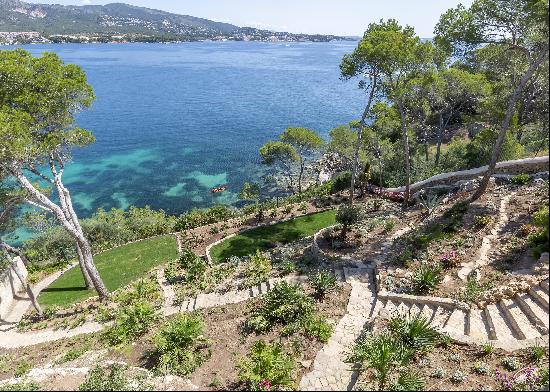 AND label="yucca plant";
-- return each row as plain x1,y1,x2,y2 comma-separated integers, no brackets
389,371,425,391
308,270,338,301
348,332,413,390
388,314,440,353
411,264,442,295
